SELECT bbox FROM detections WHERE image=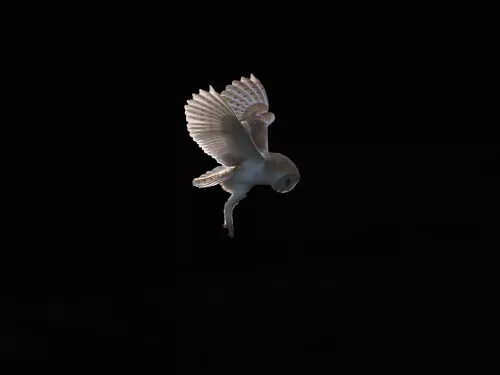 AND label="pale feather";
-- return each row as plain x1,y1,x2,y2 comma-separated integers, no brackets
185,86,264,166
220,74,275,151
193,165,236,188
